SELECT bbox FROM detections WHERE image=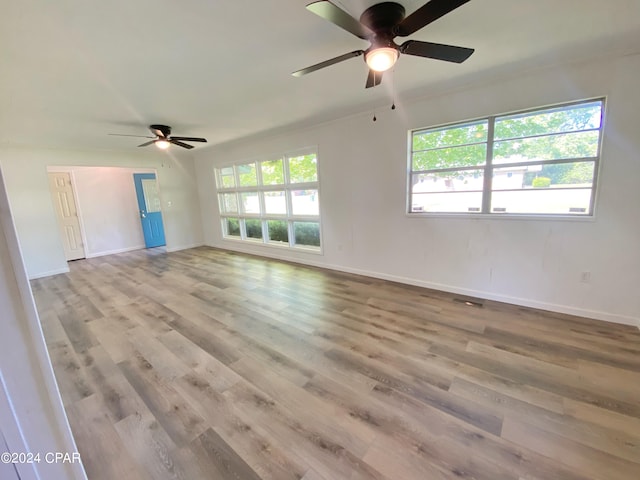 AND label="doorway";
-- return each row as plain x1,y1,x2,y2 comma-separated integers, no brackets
47,166,167,260
133,173,166,248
